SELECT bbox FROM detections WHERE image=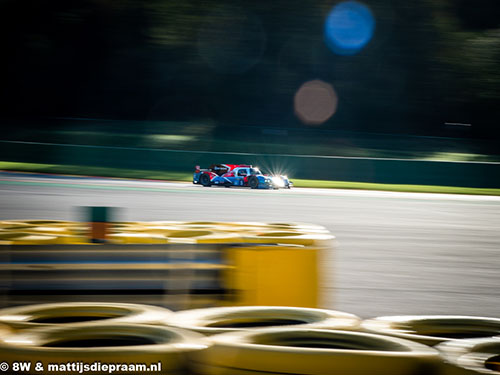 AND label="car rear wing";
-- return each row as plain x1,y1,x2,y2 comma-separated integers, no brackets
194,165,214,172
